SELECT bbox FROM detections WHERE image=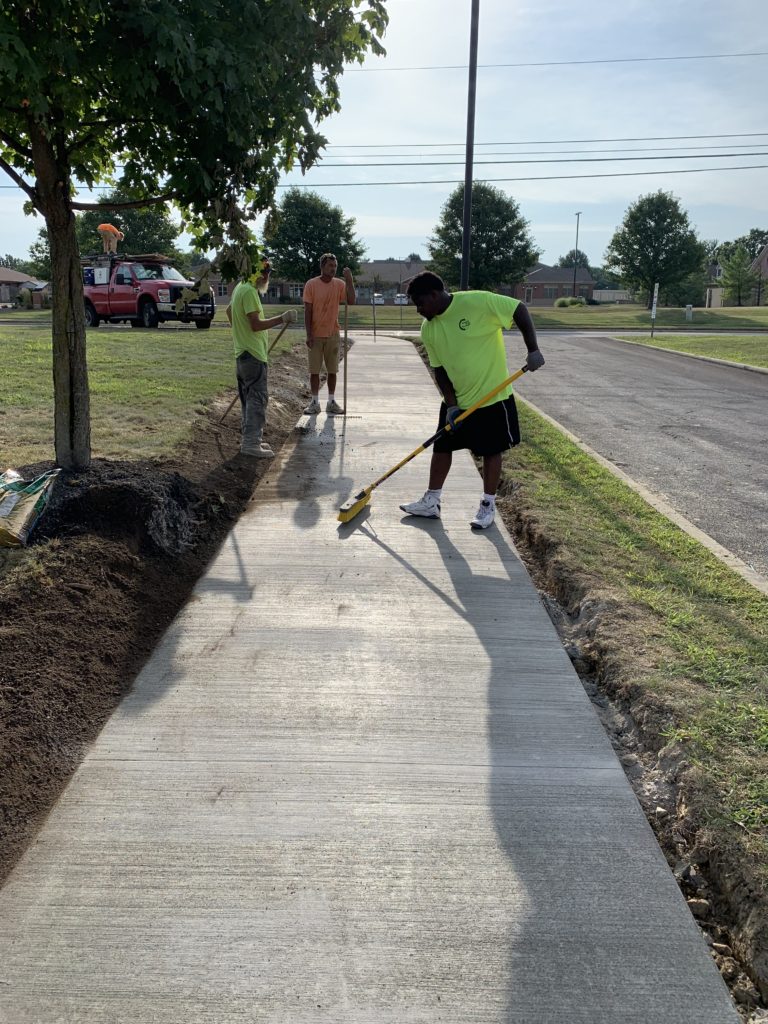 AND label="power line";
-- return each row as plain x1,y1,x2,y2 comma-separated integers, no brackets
313,151,768,169
346,50,768,72
326,143,768,159
326,131,768,149
276,164,768,188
